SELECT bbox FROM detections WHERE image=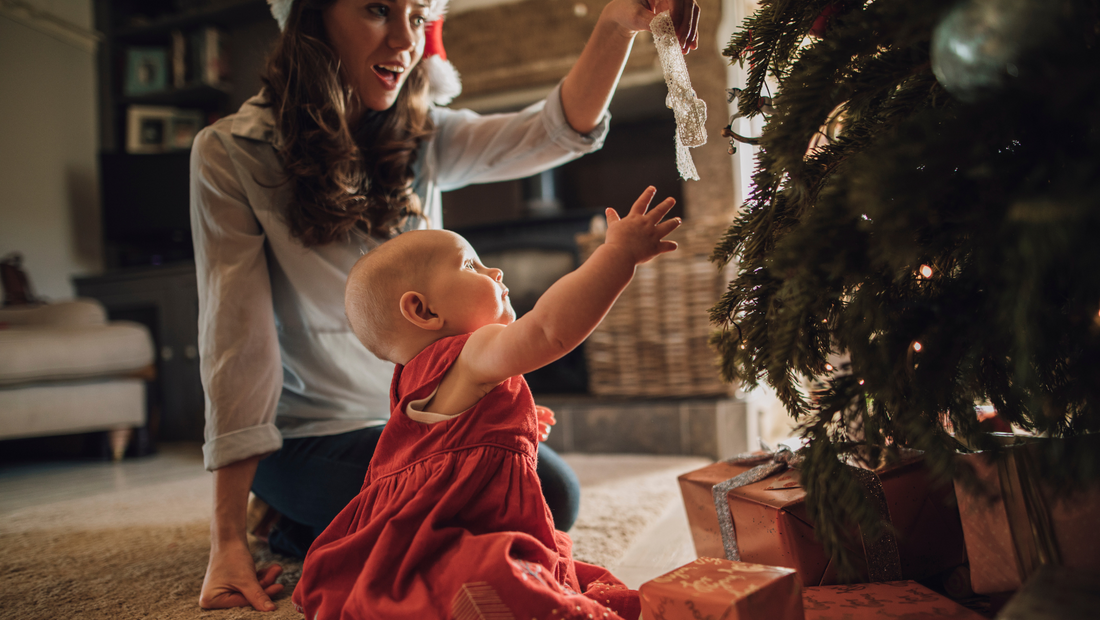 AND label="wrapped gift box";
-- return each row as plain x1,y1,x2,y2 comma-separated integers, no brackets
678,453,966,586
639,557,804,620
995,565,1100,620
955,445,1100,594
802,581,985,619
